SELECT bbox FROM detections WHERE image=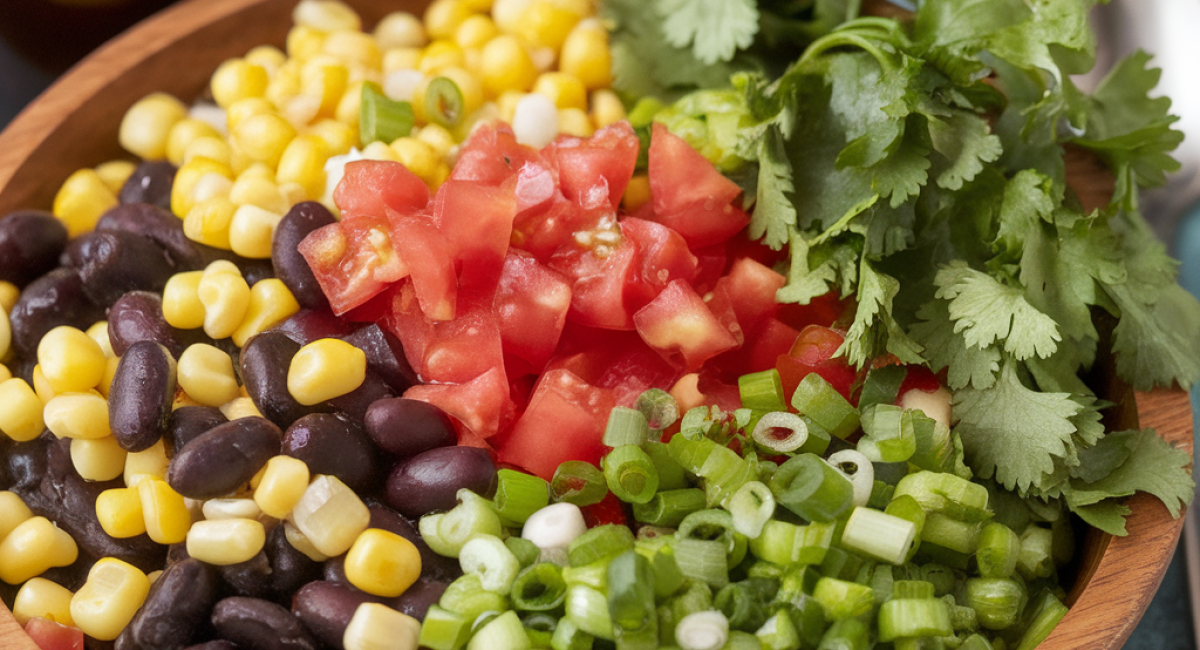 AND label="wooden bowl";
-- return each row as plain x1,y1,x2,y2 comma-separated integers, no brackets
0,1,1192,648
